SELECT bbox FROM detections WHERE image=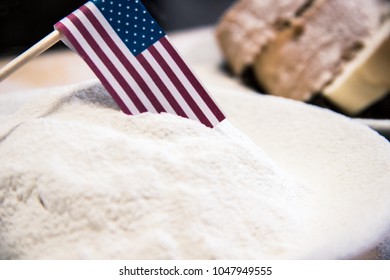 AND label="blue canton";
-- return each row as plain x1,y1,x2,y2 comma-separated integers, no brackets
91,0,165,56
